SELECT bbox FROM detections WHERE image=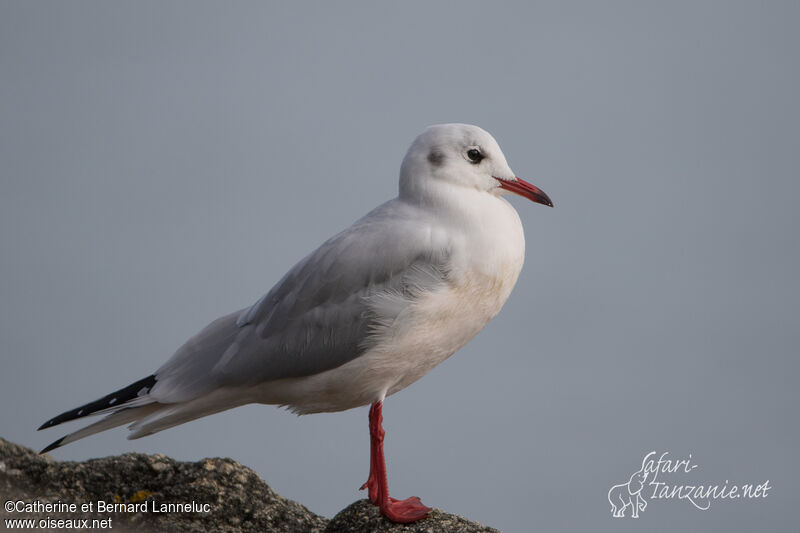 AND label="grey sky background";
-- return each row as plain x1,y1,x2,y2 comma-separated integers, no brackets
1,2,798,531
